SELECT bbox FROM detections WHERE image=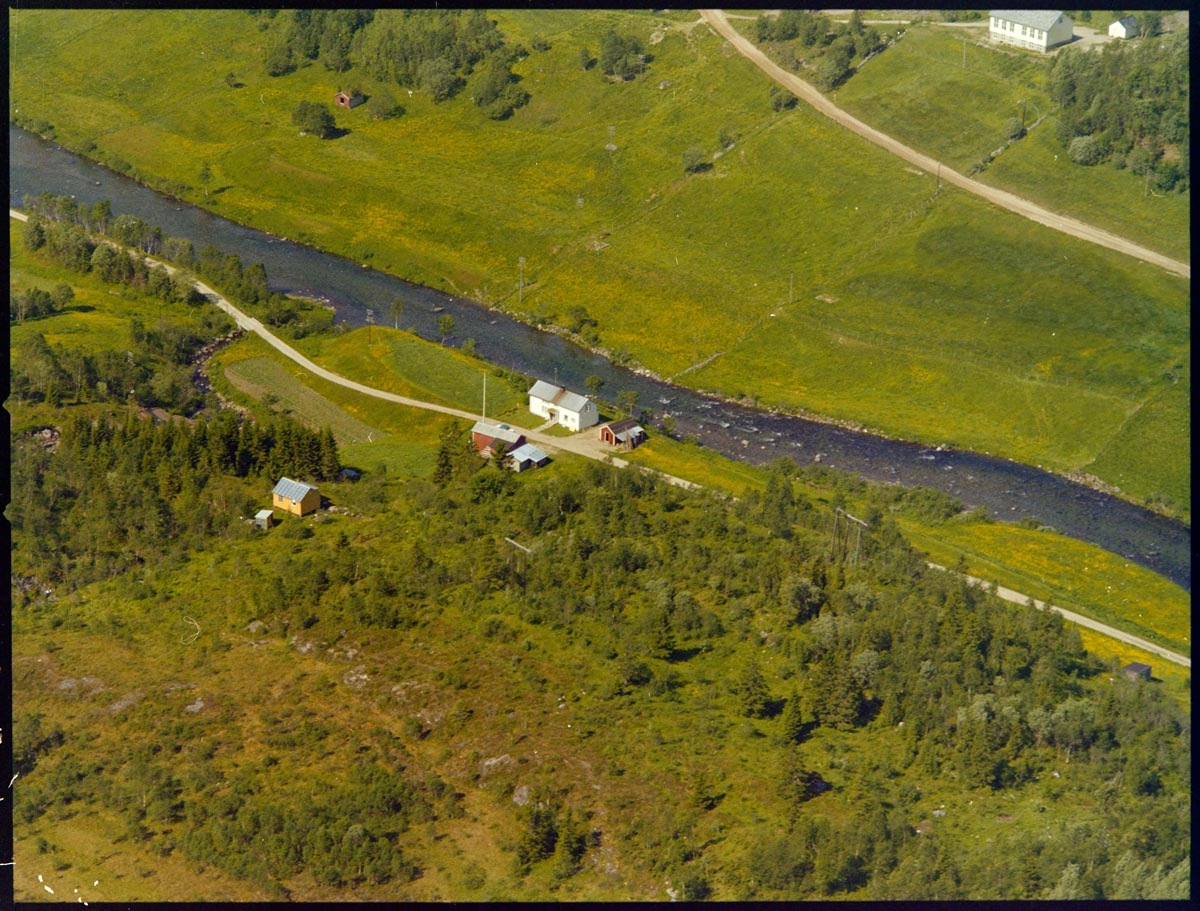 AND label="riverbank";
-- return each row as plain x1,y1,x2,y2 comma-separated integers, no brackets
9,9,1187,520
10,132,1189,590
6,139,1176,522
